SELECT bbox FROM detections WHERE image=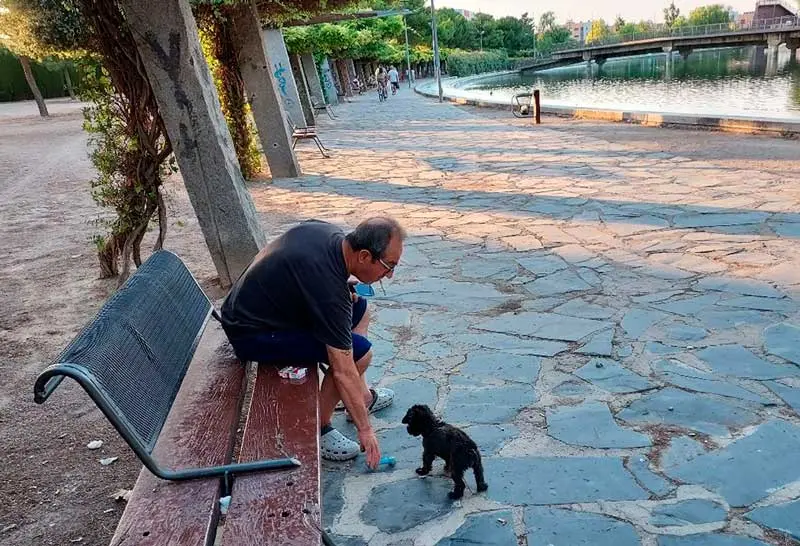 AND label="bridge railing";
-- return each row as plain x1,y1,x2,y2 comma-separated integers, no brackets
543,15,800,56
